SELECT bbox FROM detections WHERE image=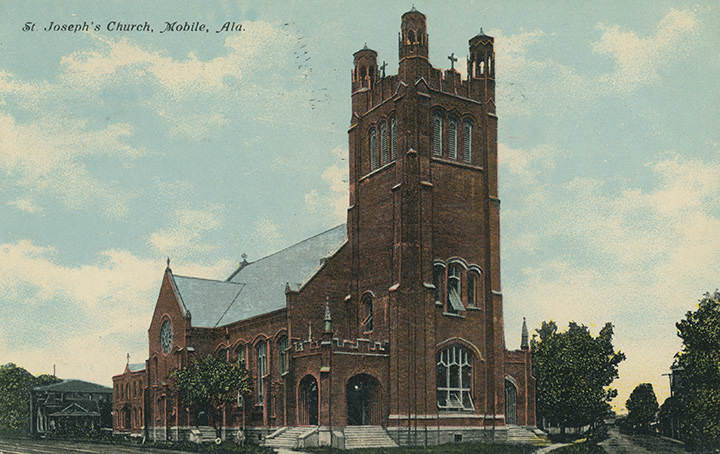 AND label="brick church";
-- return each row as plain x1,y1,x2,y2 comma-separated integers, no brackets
113,9,536,447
